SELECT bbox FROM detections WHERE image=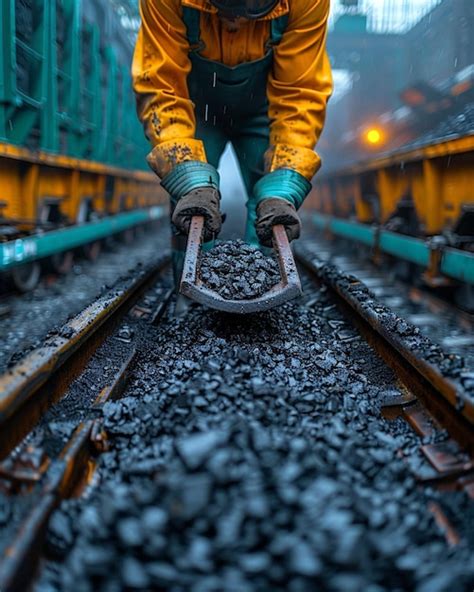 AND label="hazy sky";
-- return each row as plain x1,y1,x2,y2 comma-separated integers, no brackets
365,0,437,6
331,0,441,32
